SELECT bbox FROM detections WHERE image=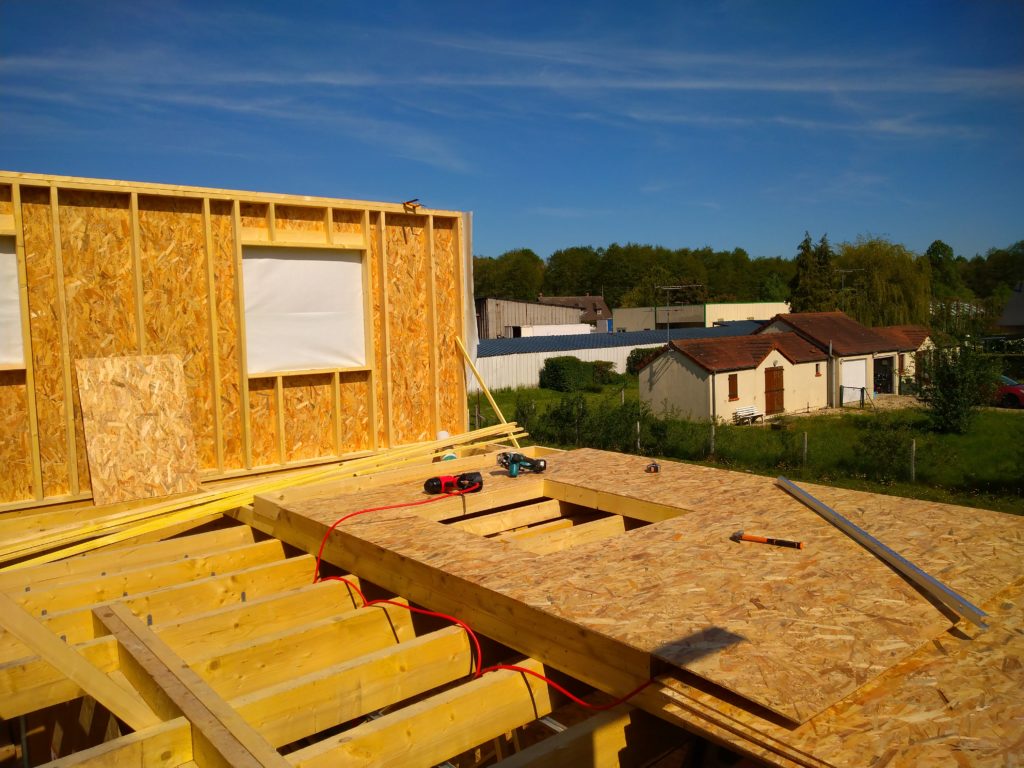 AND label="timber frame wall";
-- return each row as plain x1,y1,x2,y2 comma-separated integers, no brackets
0,171,470,510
